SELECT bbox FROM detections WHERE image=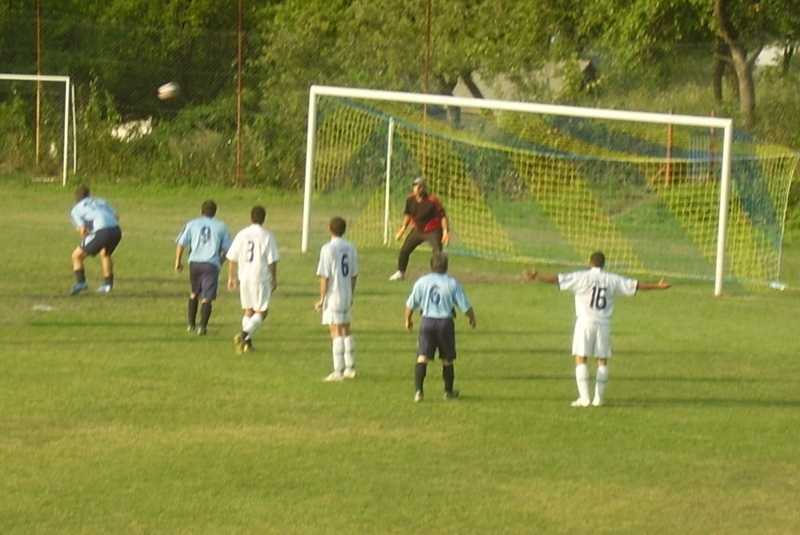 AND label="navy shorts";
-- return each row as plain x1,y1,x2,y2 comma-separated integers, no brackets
189,262,220,301
417,317,457,361
81,227,122,256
